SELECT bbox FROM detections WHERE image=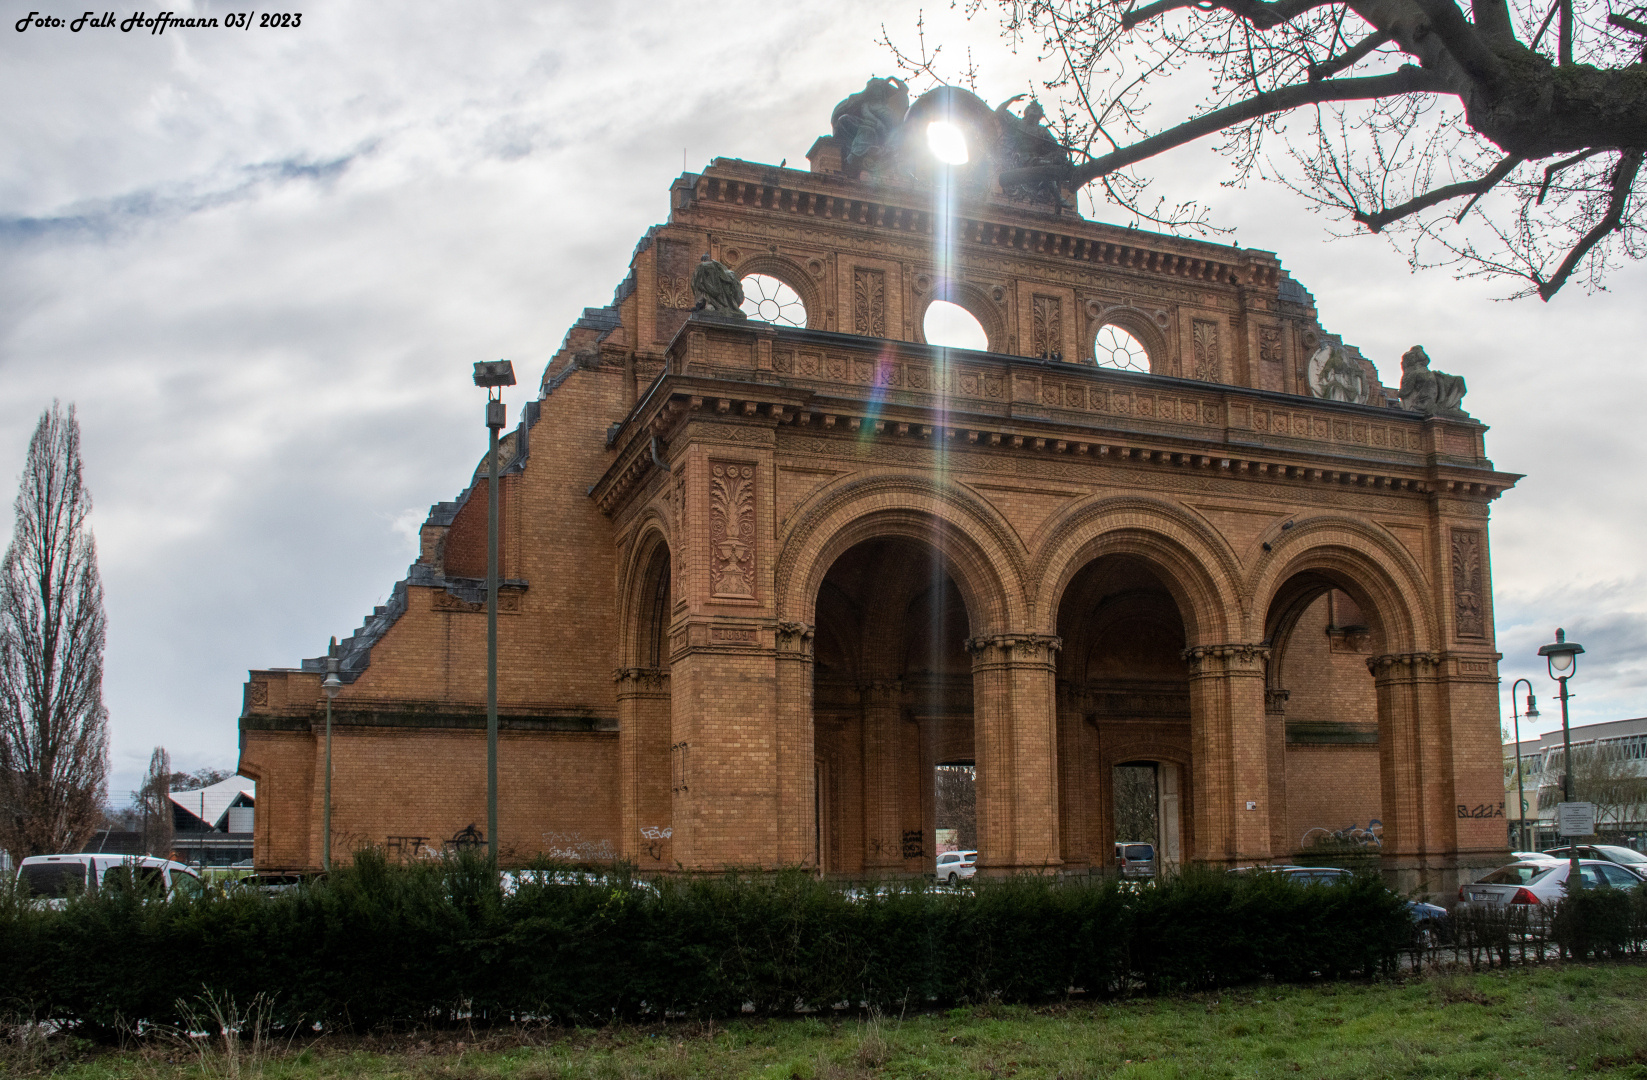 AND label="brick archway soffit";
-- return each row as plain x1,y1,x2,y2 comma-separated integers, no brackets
914,278,1007,353
1098,743,1193,776
734,254,822,330
776,473,1028,632
617,523,672,668
1033,495,1242,643
1246,516,1434,653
